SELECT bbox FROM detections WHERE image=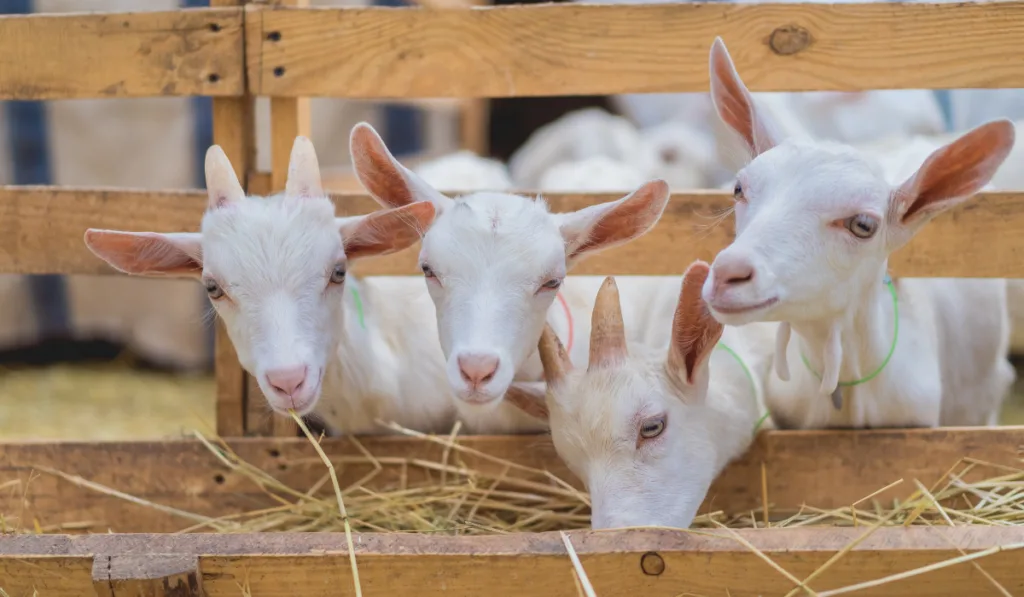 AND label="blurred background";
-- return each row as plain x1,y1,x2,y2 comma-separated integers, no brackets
2,0,1023,441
